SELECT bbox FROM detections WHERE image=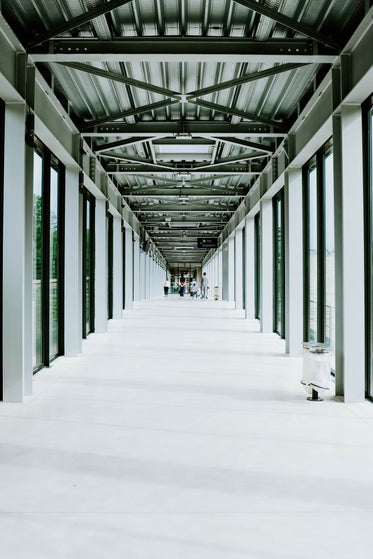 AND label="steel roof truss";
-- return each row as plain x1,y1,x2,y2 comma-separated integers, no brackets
232,0,341,50
189,99,285,129
58,62,181,100
186,63,307,100
81,99,179,130
27,0,134,49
